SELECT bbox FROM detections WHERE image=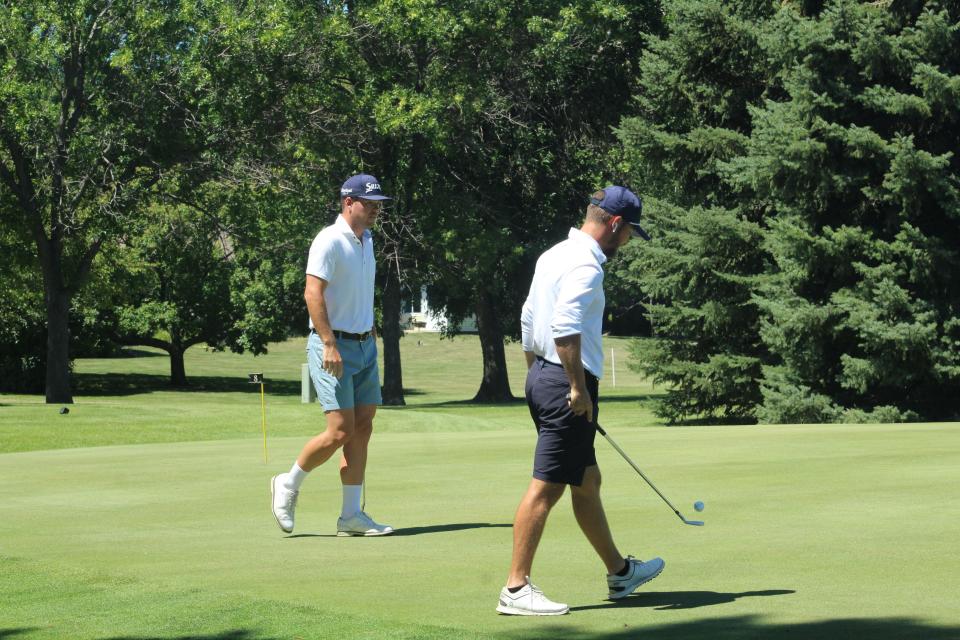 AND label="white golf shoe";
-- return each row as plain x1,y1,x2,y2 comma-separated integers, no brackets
607,555,665,600
496,578,569,616
270,474,299,533
336,511,394,536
